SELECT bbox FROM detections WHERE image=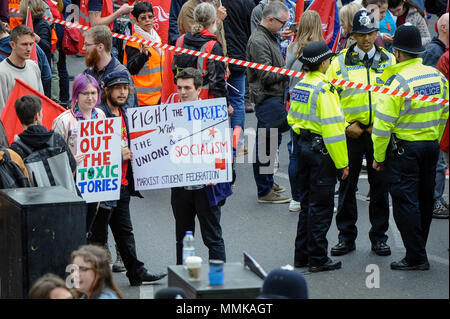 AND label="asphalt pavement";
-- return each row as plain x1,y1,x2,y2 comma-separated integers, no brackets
106,113,449,300
64,19,448,299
